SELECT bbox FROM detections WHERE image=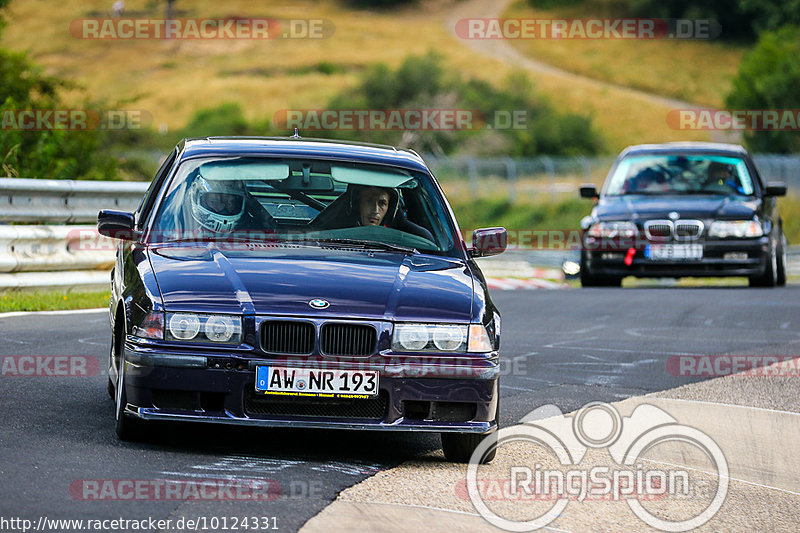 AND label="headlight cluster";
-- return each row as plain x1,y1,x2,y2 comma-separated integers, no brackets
708,220,763,238
392,323,493,353
131,311,242,344
587,221,637,239
167,313,242,344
